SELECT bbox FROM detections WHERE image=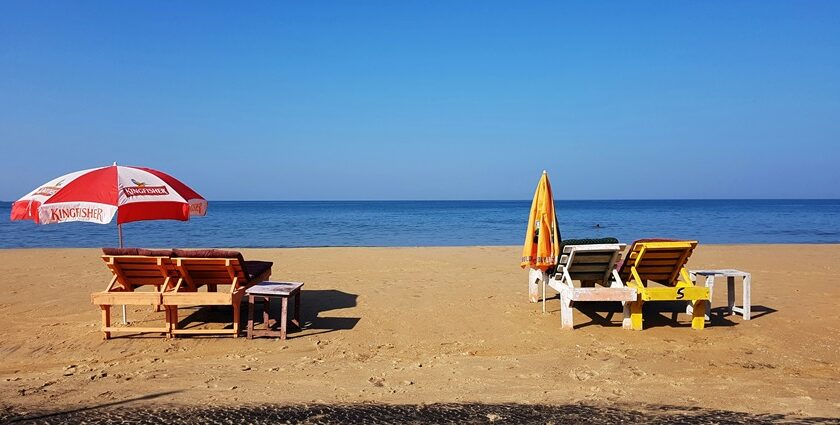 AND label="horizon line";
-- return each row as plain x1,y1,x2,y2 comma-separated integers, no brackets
2,198,840,203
